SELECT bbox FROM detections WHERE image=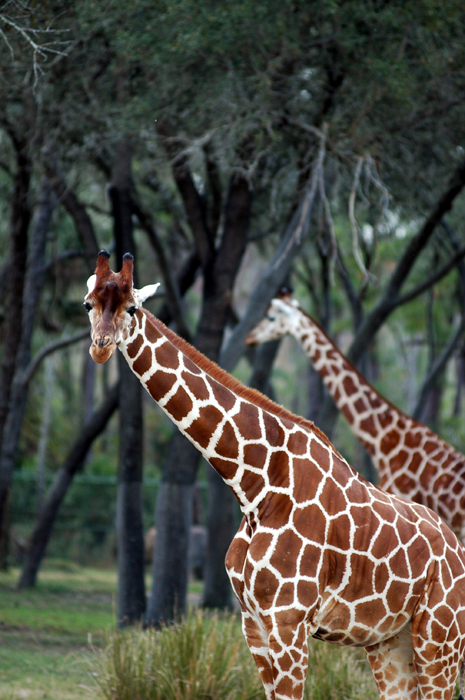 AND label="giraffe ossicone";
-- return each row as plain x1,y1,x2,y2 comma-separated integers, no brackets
246,294,465,544
85,251,465,700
